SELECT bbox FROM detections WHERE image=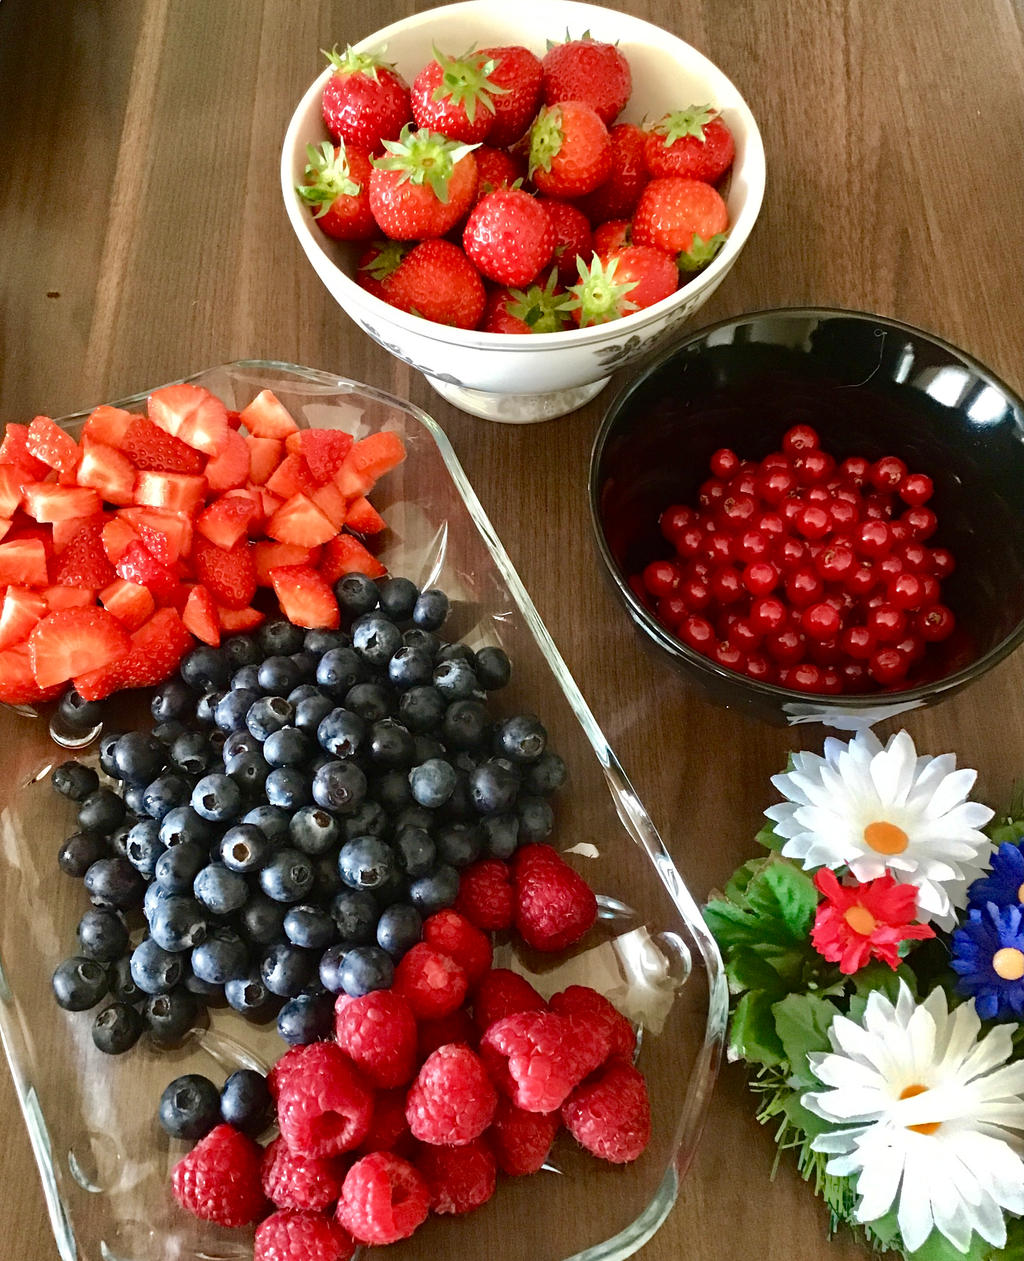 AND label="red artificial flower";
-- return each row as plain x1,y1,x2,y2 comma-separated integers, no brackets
811,869,935,974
